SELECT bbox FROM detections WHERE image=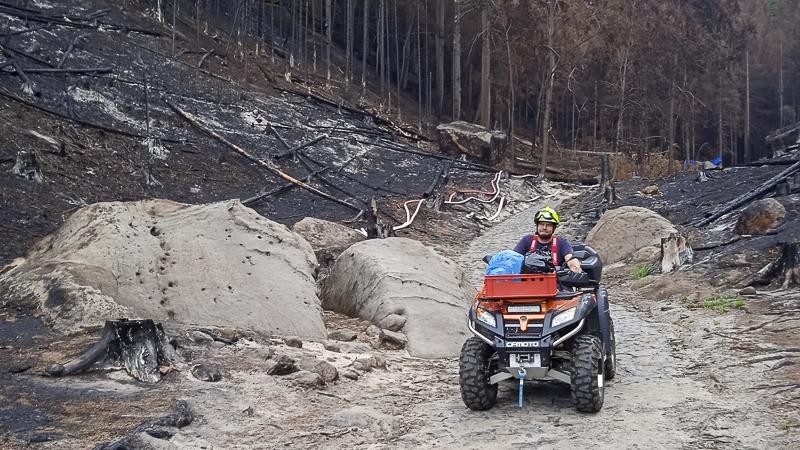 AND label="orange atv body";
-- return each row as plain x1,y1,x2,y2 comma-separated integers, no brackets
460,245,616,412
